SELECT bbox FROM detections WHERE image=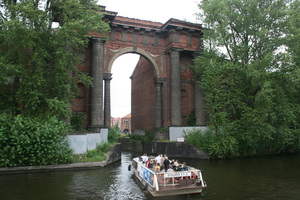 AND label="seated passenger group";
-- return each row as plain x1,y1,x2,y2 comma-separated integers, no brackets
141,153,189,173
